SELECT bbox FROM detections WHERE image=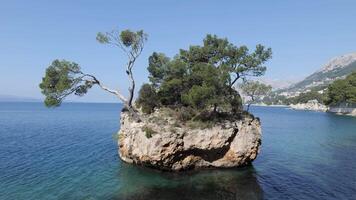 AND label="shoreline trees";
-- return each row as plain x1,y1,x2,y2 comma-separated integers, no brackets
325,72,356,106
